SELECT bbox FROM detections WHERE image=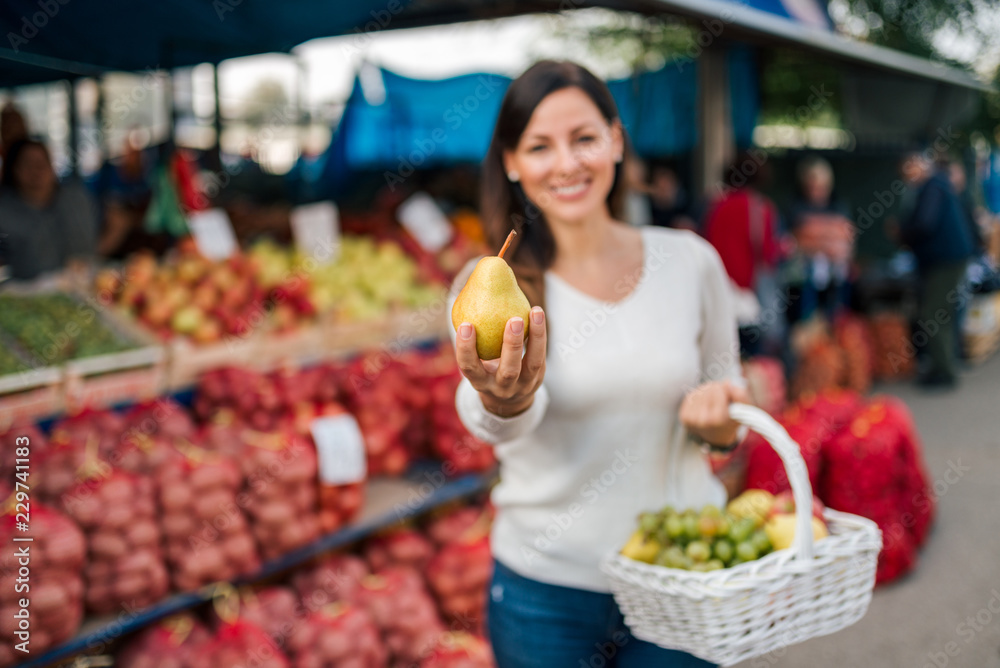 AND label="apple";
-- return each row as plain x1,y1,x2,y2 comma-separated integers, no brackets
192,282,219,311
768,490,825,521
192,318,223,344
171,305,204,335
